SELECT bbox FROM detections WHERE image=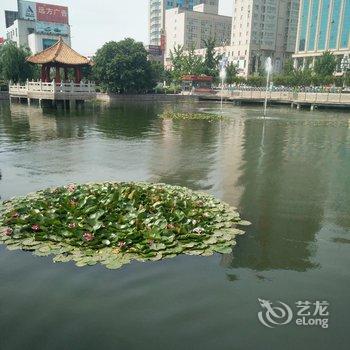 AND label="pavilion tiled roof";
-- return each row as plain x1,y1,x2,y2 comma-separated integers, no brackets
27,37,90,66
